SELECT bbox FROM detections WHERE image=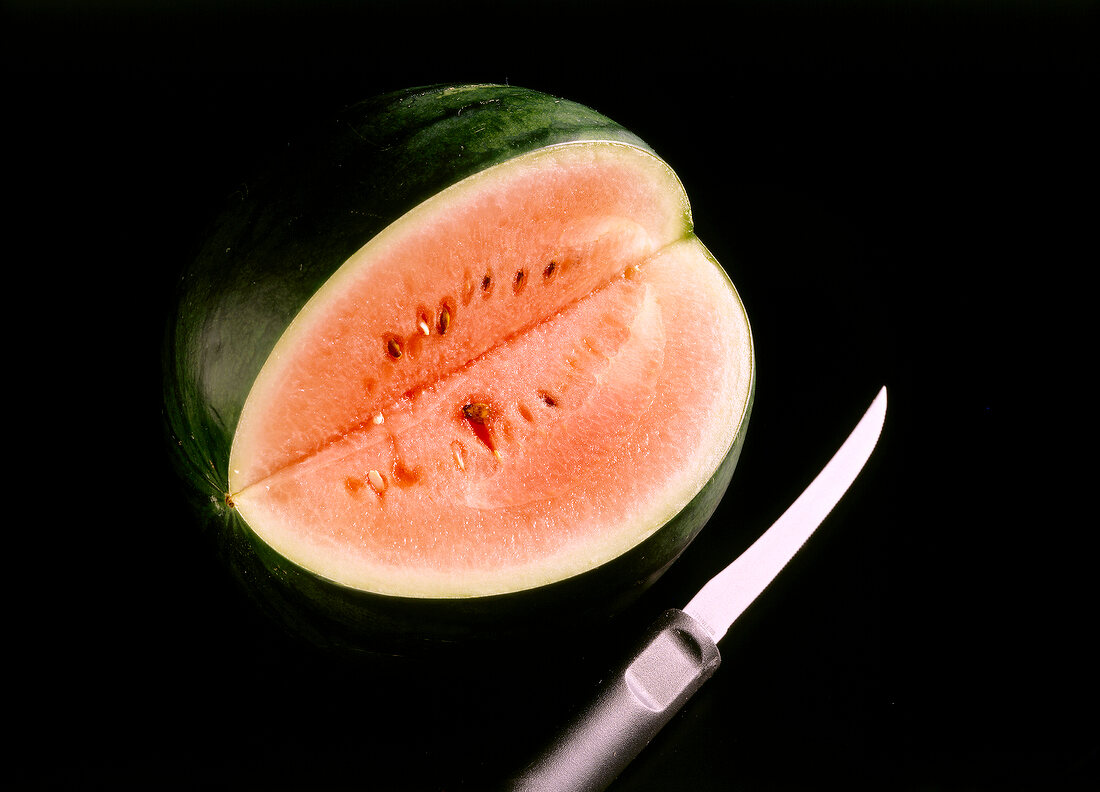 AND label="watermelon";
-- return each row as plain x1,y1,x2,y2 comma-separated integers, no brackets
163,84,754,654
